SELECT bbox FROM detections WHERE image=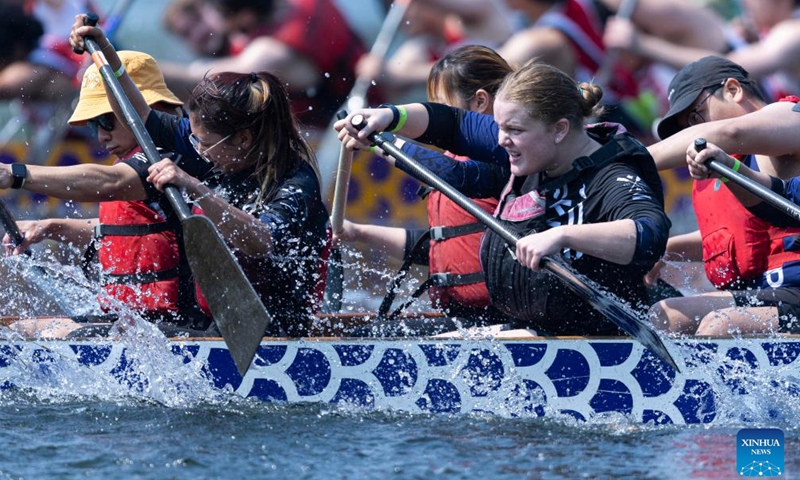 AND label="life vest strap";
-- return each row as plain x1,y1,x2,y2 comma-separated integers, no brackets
429,272,484,287
102,266,184,285
94,222,171,238
430,222,484,241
